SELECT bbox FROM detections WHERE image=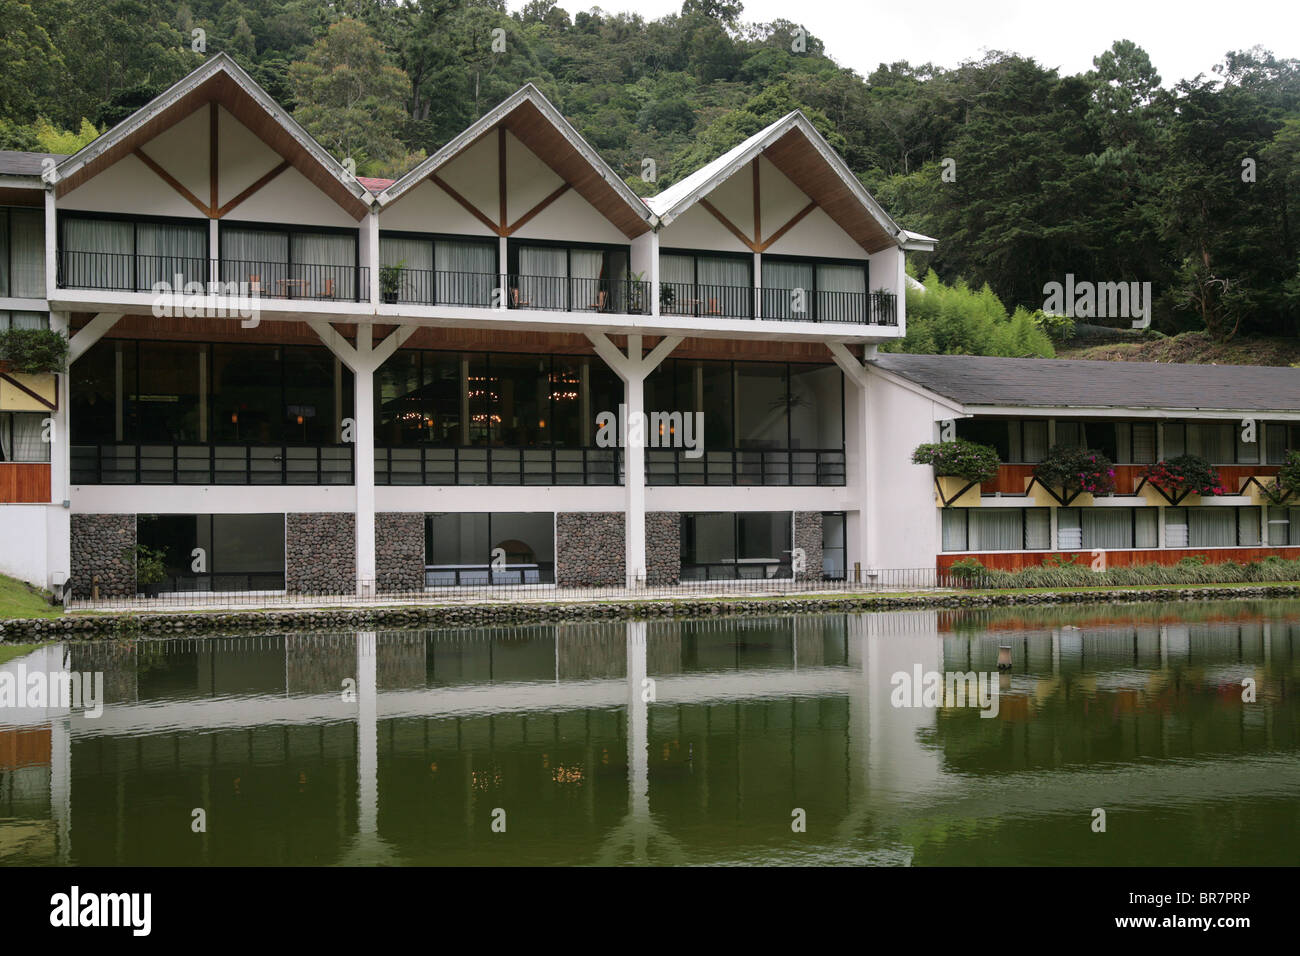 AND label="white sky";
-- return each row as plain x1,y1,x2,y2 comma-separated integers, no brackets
506,0,1300,86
